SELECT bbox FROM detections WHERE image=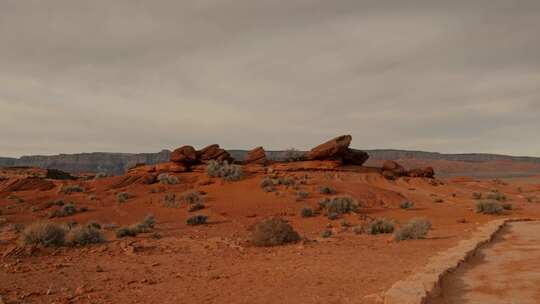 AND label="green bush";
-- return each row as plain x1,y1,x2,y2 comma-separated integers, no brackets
400,201,414,209
67,225,104,246
366,218,395,235
319,186,335,195
117,192,130,203
50,203,78,218
21,221,66,247
186,215,208,226
300,207,314,218
61,185,85,194
163,193,180,208
158,173,178,185
486,192,506,202
394,218,432,241
183,191,203,204
206,160,243,181
319,196,359,215
251,218,300,246
475,200,504,215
